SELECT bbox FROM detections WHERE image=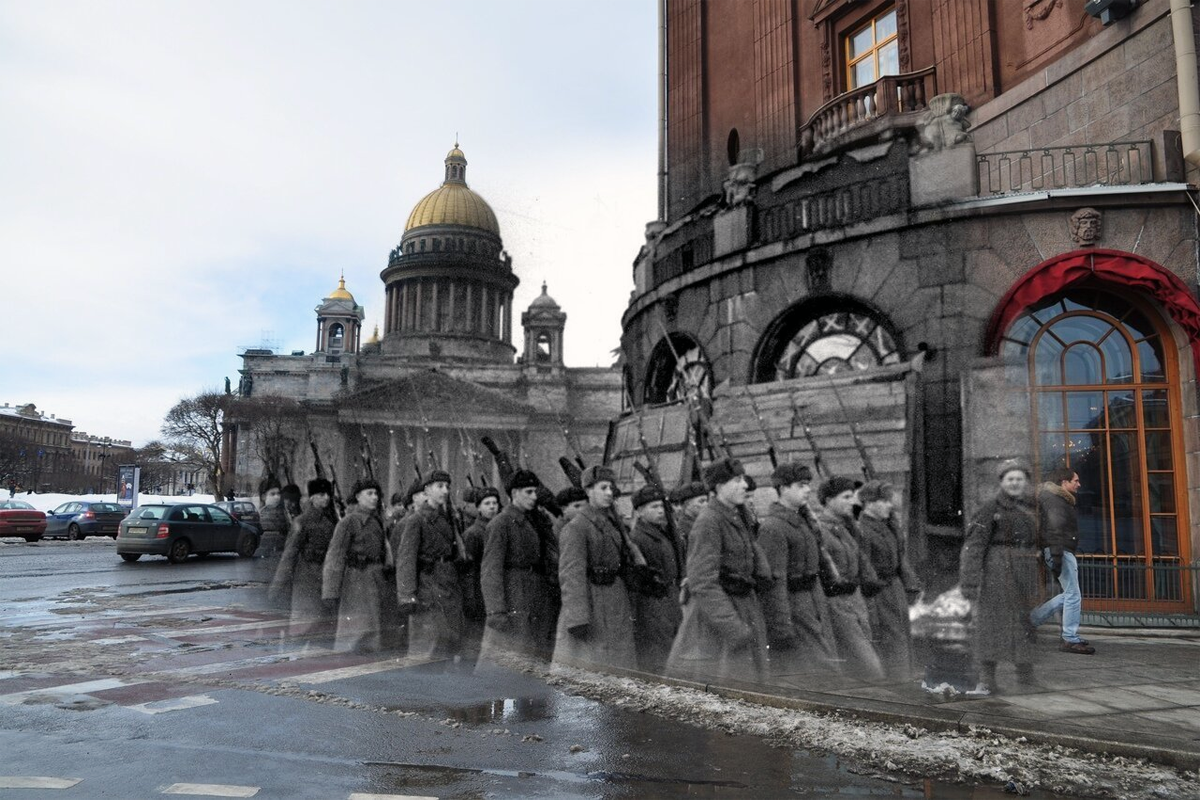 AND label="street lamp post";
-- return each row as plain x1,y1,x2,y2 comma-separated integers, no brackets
97,438,112,495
